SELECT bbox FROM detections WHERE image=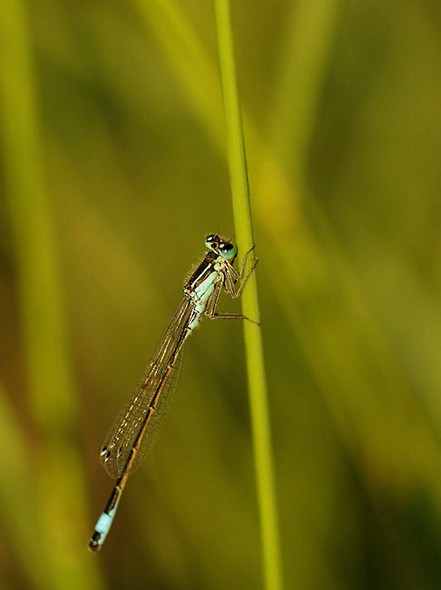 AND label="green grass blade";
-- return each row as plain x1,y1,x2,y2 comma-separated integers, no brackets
132,0,224,149
0,1,103,587
0,383,52,589
213,2,283,589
